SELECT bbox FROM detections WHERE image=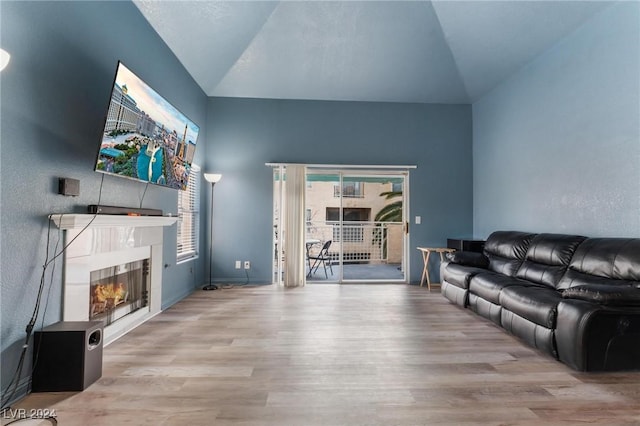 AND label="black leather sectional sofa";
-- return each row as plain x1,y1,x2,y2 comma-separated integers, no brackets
440,231,640,371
